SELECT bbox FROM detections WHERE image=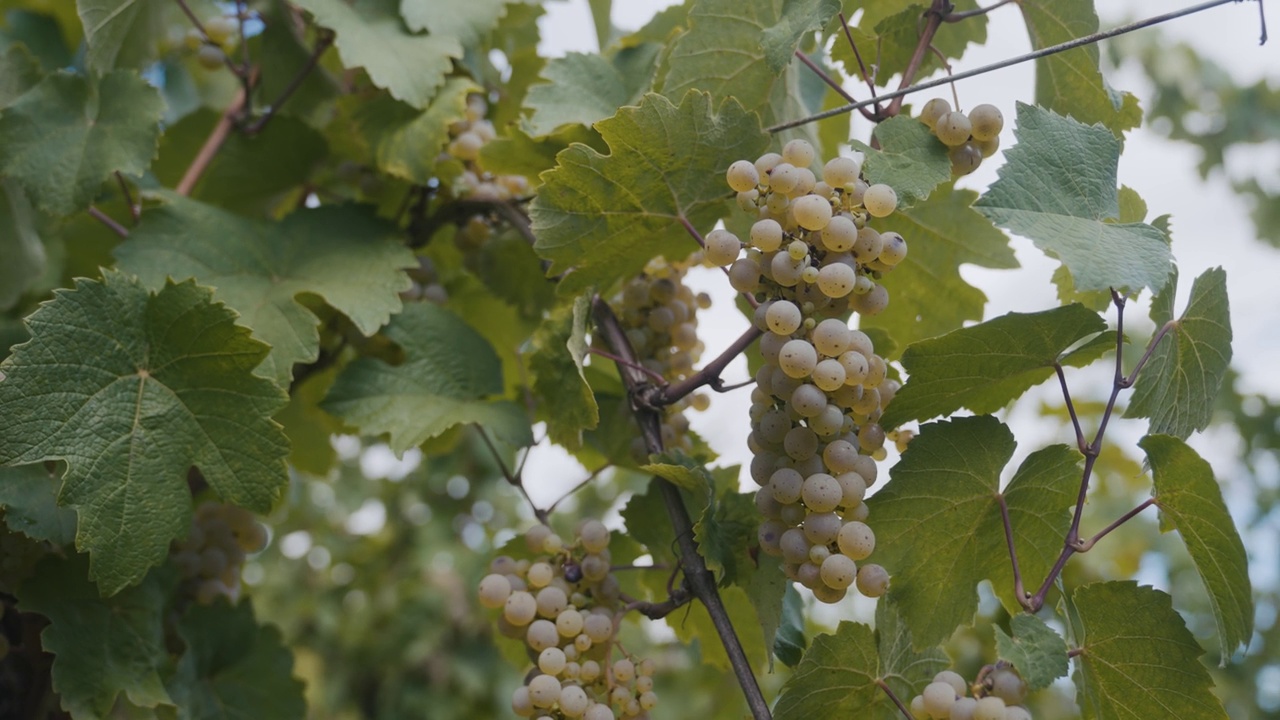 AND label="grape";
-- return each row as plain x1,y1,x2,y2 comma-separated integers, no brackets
935,670,967,696
726,159,760,192
936,111,973,146
856,563,890,597
478,573,512,609
754,152,783,177
802,511,841,545
559,685,591,717
556,608,585,638
536,586,568,618
988,667,1028,705
771,252,804,287
923,681,959,717
782,139,816,168
204,15,239,45
639,690,659,711
769,163,800,193
858,423,886,452
1003,707,1032,720
819,552,858,589
779,528,811,564
821,215,859,252
822,156,861,187
812,319,852,356
539,646,568,676
778,339,818,378
853,226,883,262
504,591,538,625
737,189,759,211
704,229,741,266
837,472,867,509
728,258,762,293
790,383,828,417
919,97,952,129
950,142,983,177
837,350,869,385
766,300,803,335
910,695,930,720
583,612,614,643
527,562,554,588
450,131,484,161
527,619,559,651
793,195,833,230
196,44,226,69
750,219,784,251
787,239,809,261
526,524,553,552
976,135,1000,159
784,425,819,461
974,697,1007,720
968,104,1004,141
878,232,908,266
816,263,857,299
811,358,847,391
837,520,875,559
801,473,842,512
852,284,889,316
810,404,845,437
788,167,817,198
951,697,979,720
584,704,615,720
612,658,636,683
863,184,898,217
528,674,562,708
512,686,535,717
